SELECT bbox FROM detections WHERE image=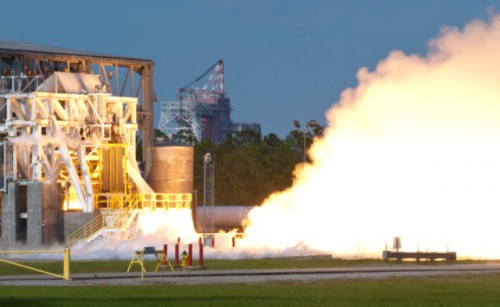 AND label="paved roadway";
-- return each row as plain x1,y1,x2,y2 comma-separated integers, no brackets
0,263,500,286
